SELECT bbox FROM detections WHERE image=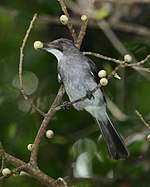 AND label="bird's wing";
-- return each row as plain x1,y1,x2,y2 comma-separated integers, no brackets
87,58,100,84
86,57,107,103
